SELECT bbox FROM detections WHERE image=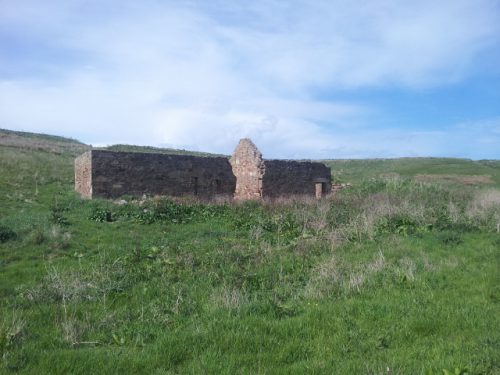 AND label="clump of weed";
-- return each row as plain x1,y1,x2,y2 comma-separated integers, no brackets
303,249,422,298
89,207,113,222
438,231,464,246
49,197,75,227
21,259,128,304
26,226,46,245
0,311,25,363
50,211,70,226
466,189,500,231
376,214,419,236
230,202,302,245
48,226,72,250
321,178,494,242
23,224,71,250
231,201,267,230
50,206,70,227
136,198,196,224
89,197,233,225
210,285,249,312
0,226,17,243
60,315,90,346
131,197,231,225
395,257,417,283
